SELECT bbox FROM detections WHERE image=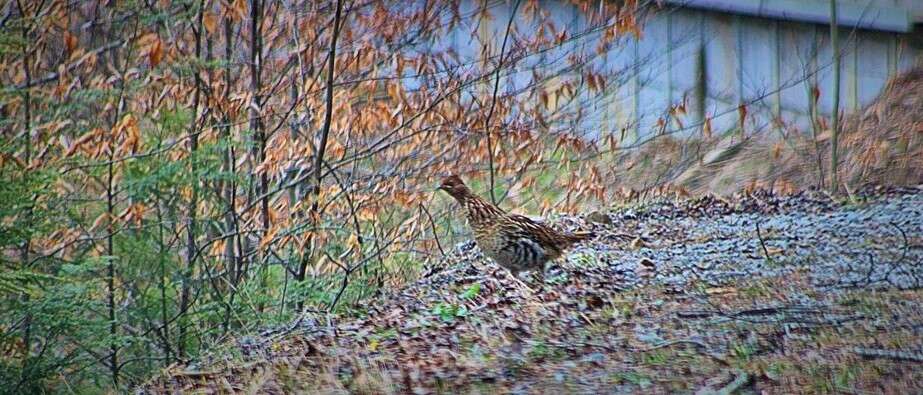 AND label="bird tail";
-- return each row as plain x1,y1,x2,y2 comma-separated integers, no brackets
563,230,594,245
